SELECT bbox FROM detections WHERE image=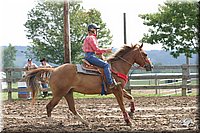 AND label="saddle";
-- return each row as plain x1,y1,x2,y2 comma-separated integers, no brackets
81,59,101,73
81,59,108,93
80,59,121,95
